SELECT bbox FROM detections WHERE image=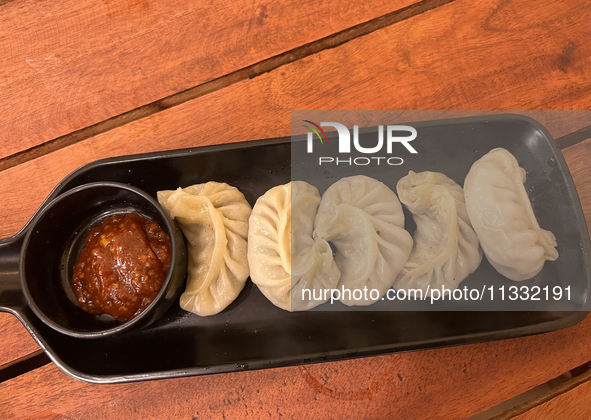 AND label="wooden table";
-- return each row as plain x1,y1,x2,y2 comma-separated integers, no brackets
2,0,591,418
